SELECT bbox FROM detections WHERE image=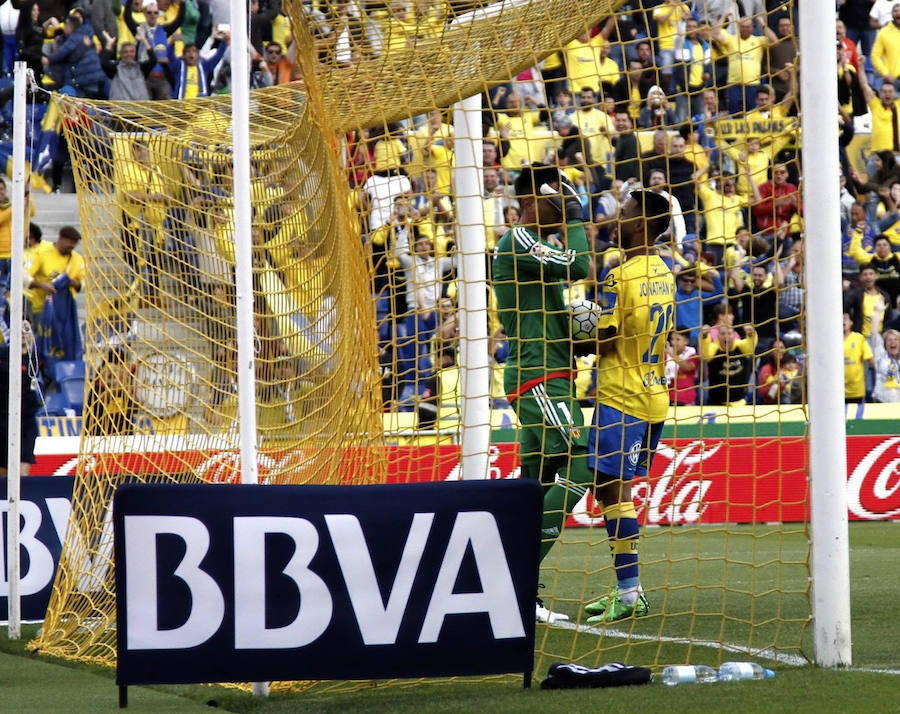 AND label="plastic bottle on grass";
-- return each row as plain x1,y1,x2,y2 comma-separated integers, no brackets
661,665,719,685
717,662,775,681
